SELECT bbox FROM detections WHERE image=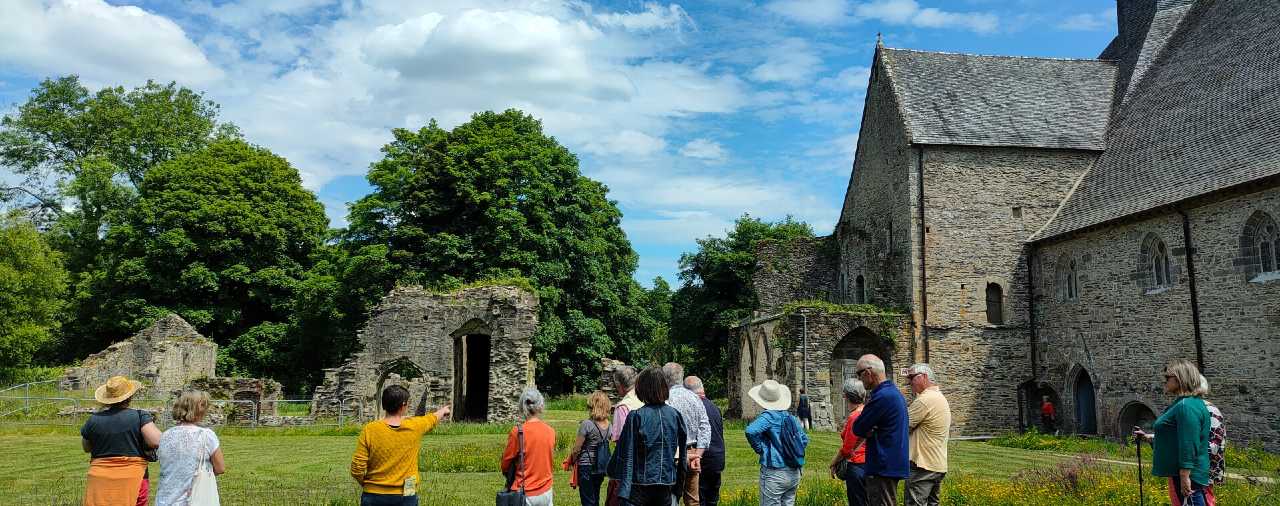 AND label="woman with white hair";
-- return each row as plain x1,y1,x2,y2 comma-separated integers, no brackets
1134,359,1212,506
500,388,556,506
830,378,869,506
